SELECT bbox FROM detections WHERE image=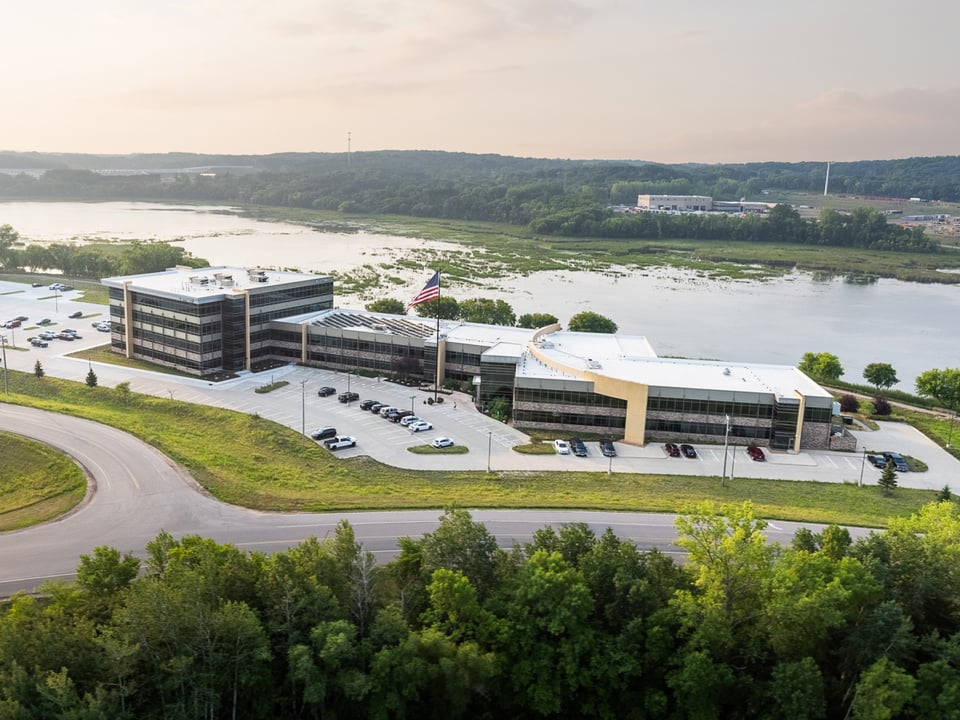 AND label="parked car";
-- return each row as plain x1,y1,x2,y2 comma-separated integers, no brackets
2,320,21,328
57,332,75,340
68,311,83,319
13,316,27,322
599,438,617,457
378,406,399,417
383,409,402,421
37,319,52,325
867,454,887,469
568,437,588,457
359,399,378,410
431,437,455,449
400,415,421,427
317,386,336,397
31,282,43,287
310,426,337,440
680,444,697,459
29,339,48,348
368,402,386,413
747,446,766,462
391,410,415,423
409,420,433,433
337,391,359,403
324,435,357,450
664,442,681,457
553,439,571,455
95,324,110,332
882,451,909,472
